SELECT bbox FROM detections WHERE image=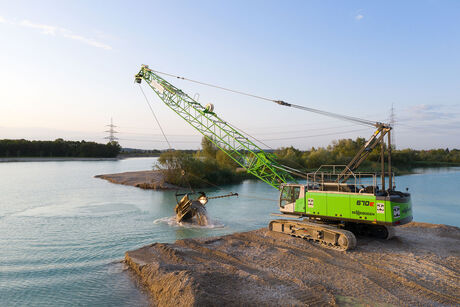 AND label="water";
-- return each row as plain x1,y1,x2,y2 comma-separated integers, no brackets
397,167,460,225
0,159,459,306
